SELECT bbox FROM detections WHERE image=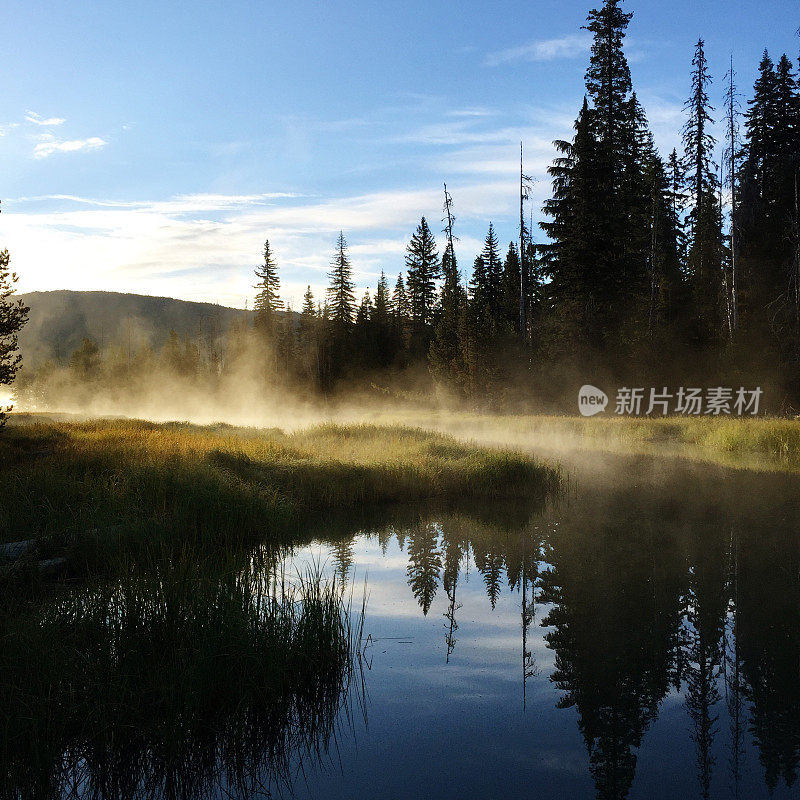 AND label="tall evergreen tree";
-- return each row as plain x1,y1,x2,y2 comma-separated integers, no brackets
478,223,503,322
501,242,522,333
322,232,357,384
429,241,467,388
253,240,283,338
683,38,725,342
666,148,689,271
584,0,633,165
392,272,411,359
326,232,356,327
541,98,605,348
354,290,375,369
541,0,655,351
300,285,316,325
372,271,396,367
405,217,440,353
296,285,319,386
